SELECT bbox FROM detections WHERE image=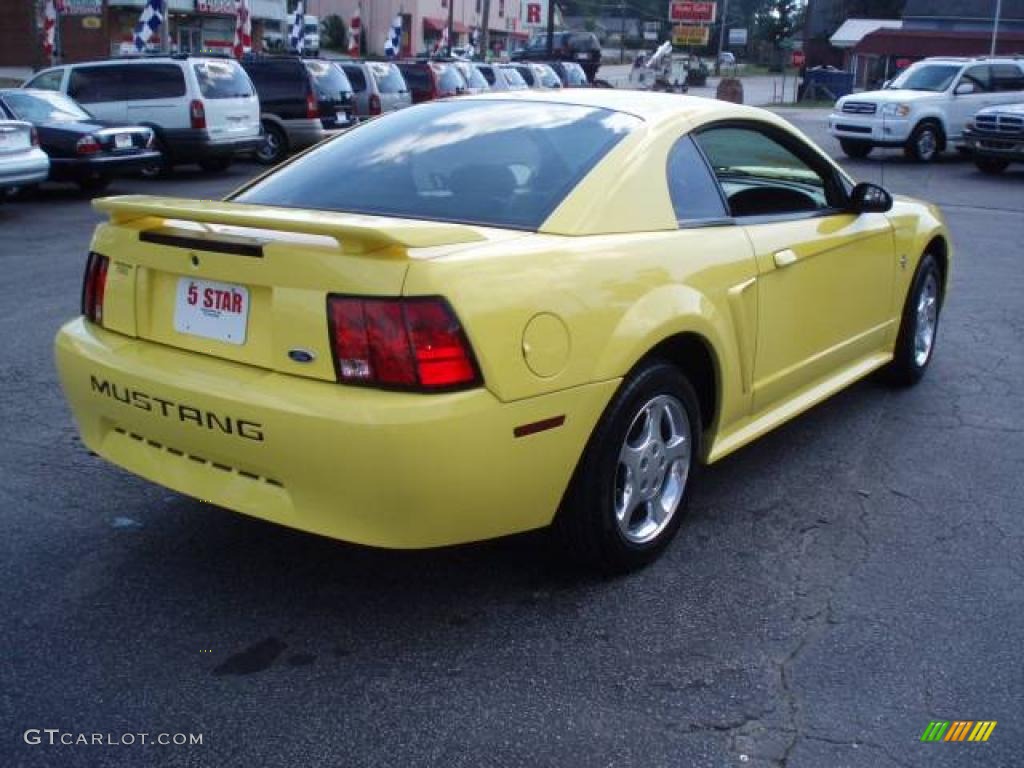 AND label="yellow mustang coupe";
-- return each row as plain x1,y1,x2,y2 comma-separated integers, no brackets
55,90,949,570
